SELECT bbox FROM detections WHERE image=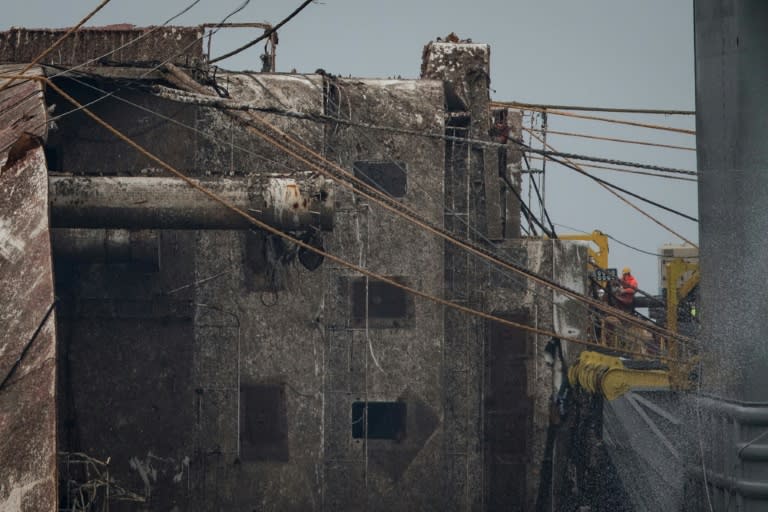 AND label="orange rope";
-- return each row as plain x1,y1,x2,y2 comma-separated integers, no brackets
523,127,695,152
235,106,696,348
27,75,678,362
527,130,698,248
497,101,694,115
526,155,696,182
4,72,691,355
493,102,696,135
